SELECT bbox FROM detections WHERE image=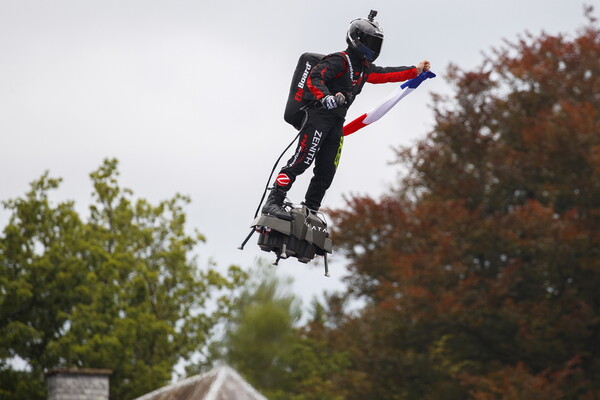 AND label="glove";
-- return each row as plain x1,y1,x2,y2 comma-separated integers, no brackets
341,91,354,103
320,92,346,110
321,95,338,110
